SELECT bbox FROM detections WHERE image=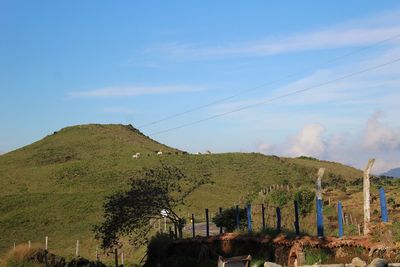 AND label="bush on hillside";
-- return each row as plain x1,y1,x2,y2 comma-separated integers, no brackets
294,188,315,217
268,190,291,207
212,207,247,232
